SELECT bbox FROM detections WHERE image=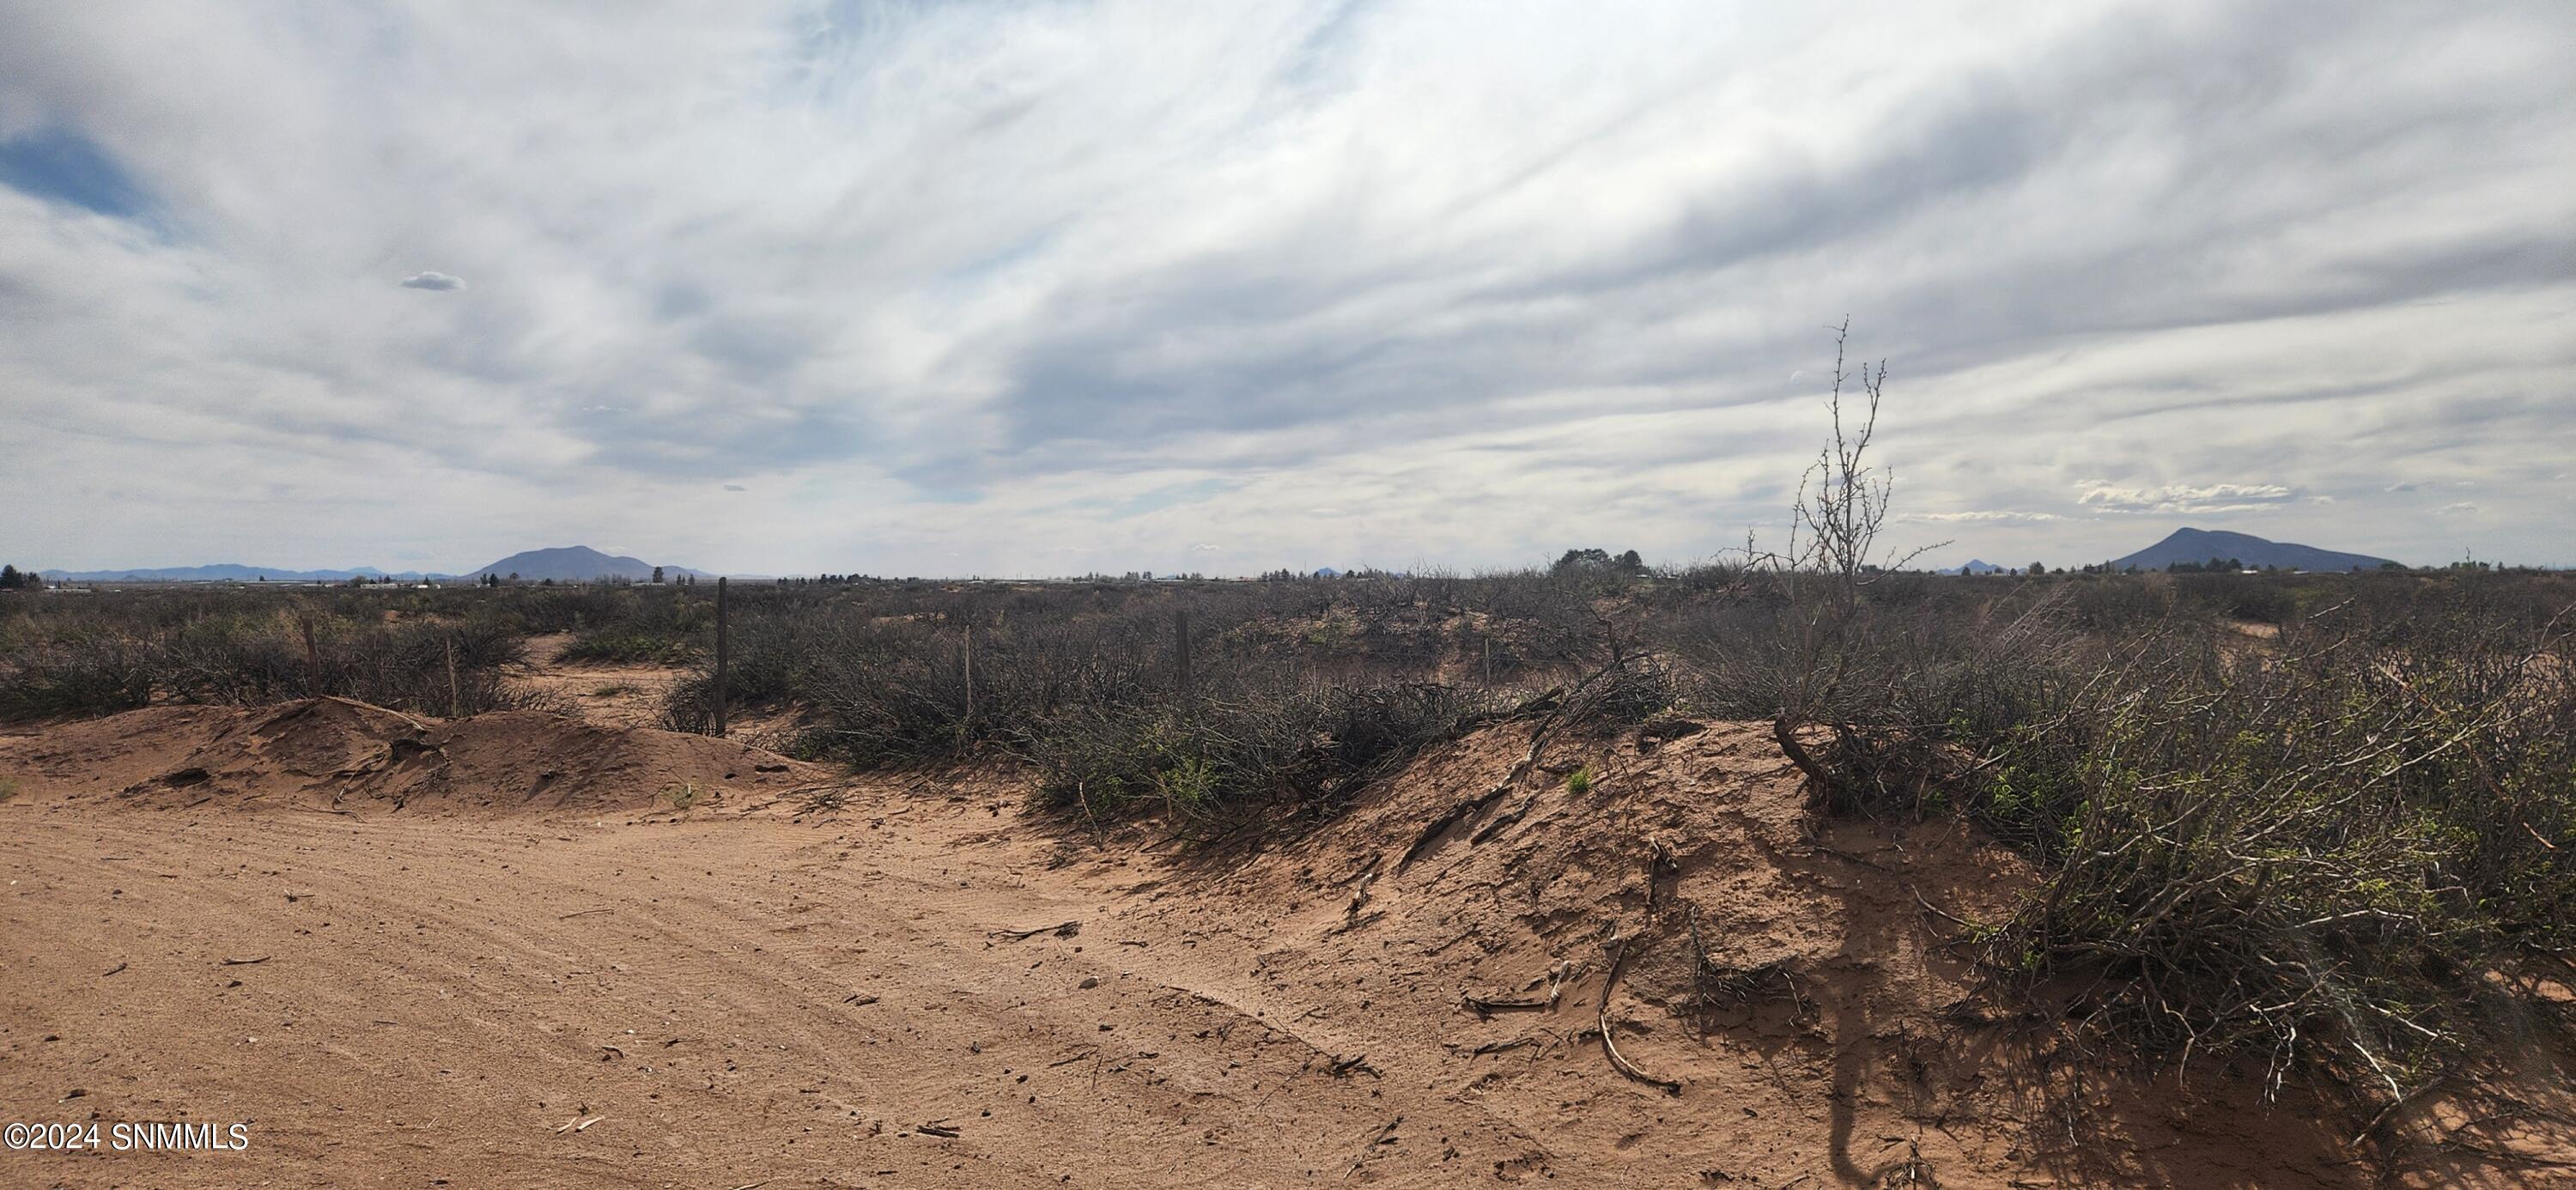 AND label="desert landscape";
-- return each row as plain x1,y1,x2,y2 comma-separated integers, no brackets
6,548,2575,1187
8,3,2572,1186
